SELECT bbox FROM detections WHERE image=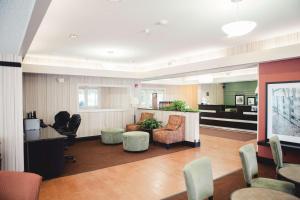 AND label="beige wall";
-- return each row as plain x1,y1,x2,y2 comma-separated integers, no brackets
198,83,224,105
141,84,198,109
23,73,139,138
